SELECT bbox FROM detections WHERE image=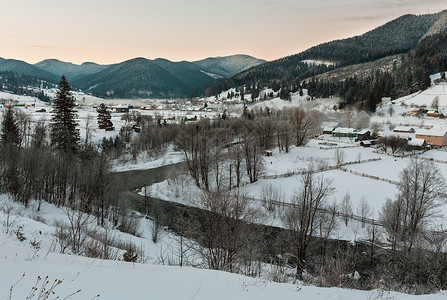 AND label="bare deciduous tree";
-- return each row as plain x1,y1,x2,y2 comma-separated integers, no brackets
283,170,334,279
340,192,353,226
261,183,284,212
356,195,371,228
432,96,440,112
190,188,262,272
380,158,446,282
289,107,313,147
334,148,345,167
84,114,95,147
